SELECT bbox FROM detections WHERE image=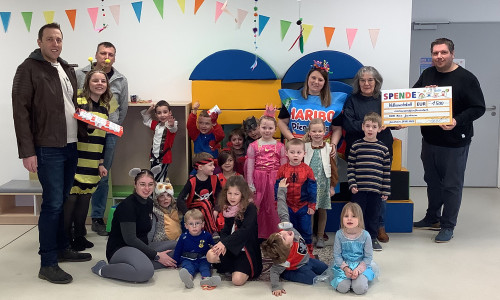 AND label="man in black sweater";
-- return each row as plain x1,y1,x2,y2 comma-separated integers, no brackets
413,38,485,243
